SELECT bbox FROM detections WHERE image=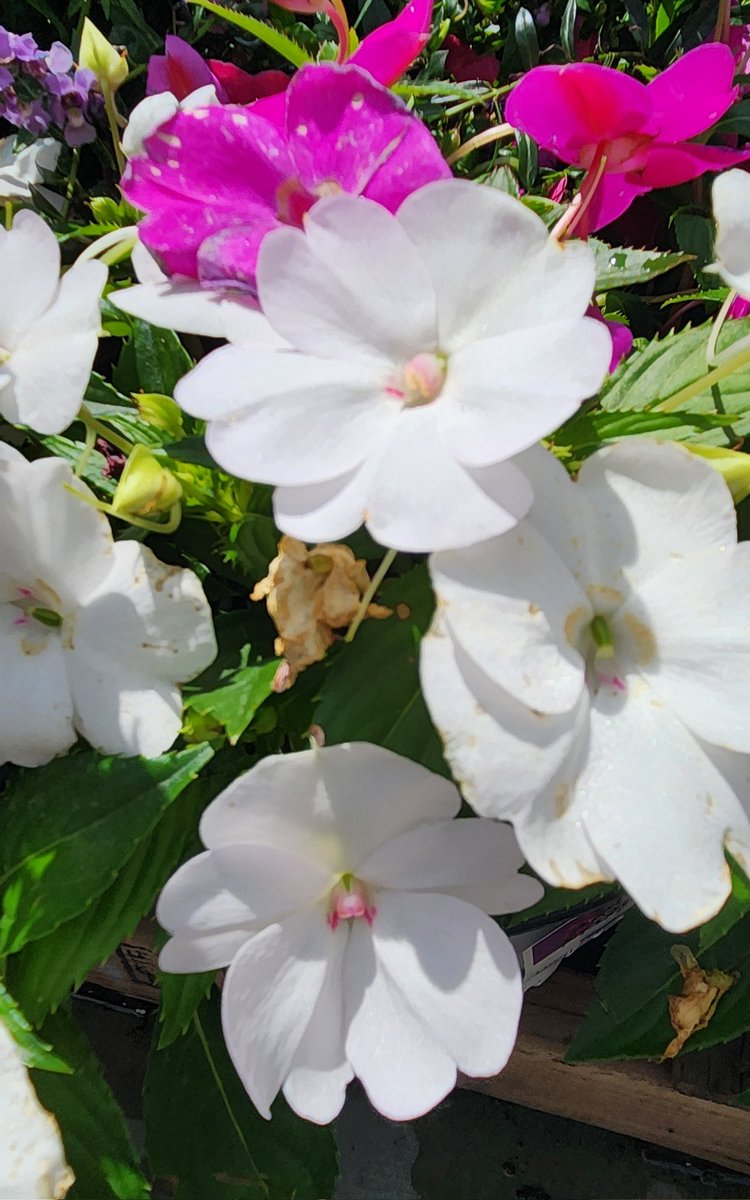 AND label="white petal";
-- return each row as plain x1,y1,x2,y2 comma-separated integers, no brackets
131,239,166,284
712,168,750,299
579,684,747,931
273,463,375,544
630,544,750,752
396,180,597,350
514,443,598,583
439,319,610,467
0,1022,74,1200
577,440,737,592
0,210,60,351
420,615,583,812
345,892,522,1118
366,410,534,552
0,609,74,768
430,521,589,714
257,195,437,362
222,908,332,1118
359,818,541,915
283,935,353,1124
199,744,460,872
6,260,106,435
113,280,282,343
158,851,264,938
122,92,180,158
67,653,183,758
0,136,60,200
159,929,255,972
